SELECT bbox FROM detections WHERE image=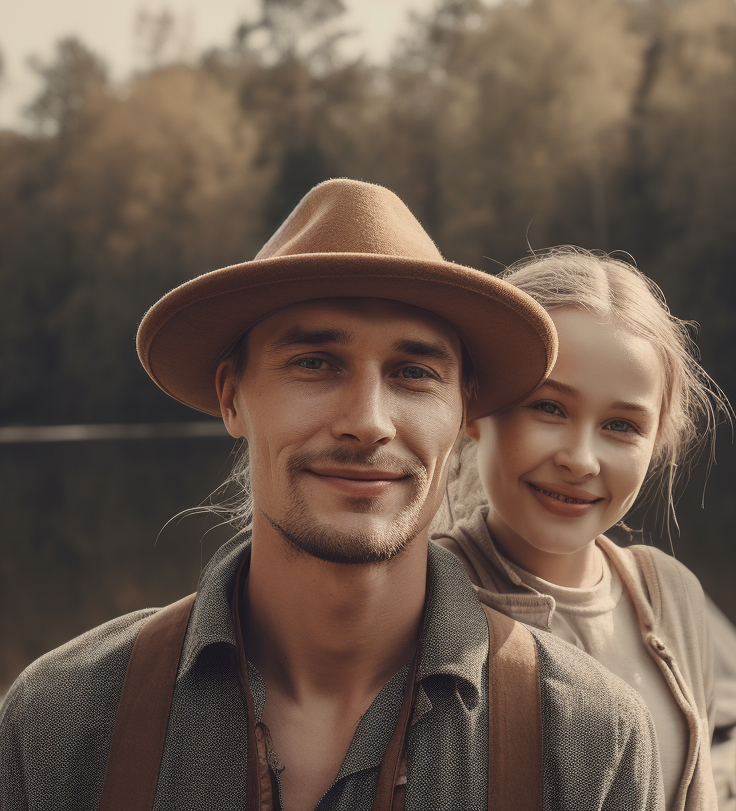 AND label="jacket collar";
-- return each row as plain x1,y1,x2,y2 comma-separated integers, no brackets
177,530,251,676
596,535,659,635
439,506,663,638
441,506,557,629
418,542,488,708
